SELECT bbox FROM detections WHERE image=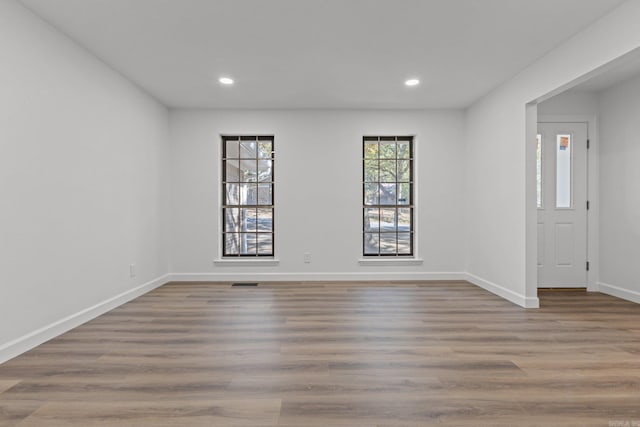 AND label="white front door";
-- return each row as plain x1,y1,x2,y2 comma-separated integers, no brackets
537,122,588,288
